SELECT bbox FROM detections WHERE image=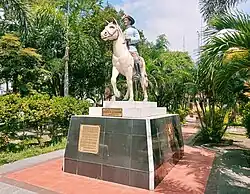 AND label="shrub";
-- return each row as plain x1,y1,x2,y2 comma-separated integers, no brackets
175,107,189,123
0,94,23,145
199,109,226,143
242,103,250,138
0,94,90,146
